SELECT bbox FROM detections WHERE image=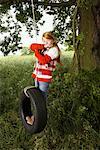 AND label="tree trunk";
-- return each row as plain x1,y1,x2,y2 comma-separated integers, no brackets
72,0,100,72
79,5,95,70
